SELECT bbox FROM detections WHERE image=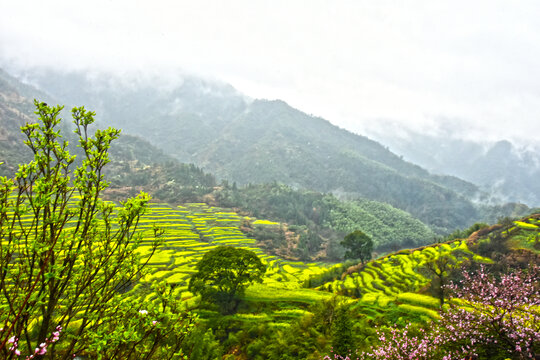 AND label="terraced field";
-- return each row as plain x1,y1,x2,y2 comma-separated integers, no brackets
315,239,493,323
2,195,335,327
506,217,540,253
9,189,538,338
132,202,334,324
